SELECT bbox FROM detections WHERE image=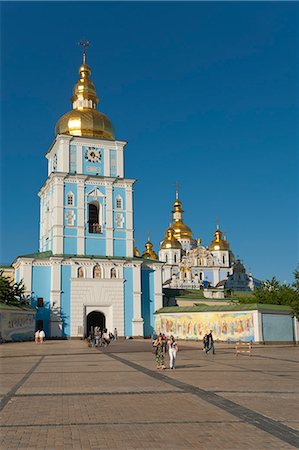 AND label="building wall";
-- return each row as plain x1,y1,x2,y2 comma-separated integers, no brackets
32,266,51,336
0,308,36,342
155,310,296,343
141,268,155,337
262,313,294,342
